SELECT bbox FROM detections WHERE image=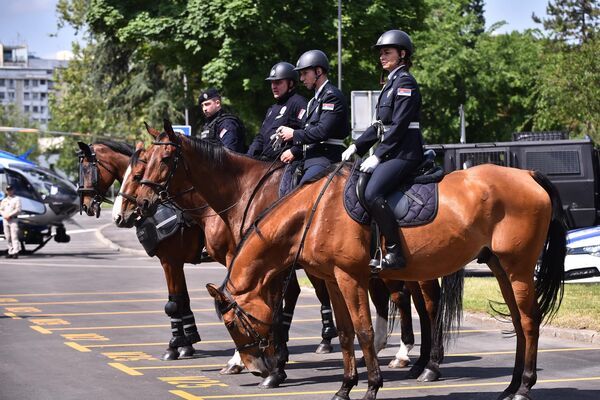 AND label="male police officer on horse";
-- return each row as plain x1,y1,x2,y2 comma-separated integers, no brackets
342,30,425,272
276,50,350,184
199,88,246,153
247,62,307,161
